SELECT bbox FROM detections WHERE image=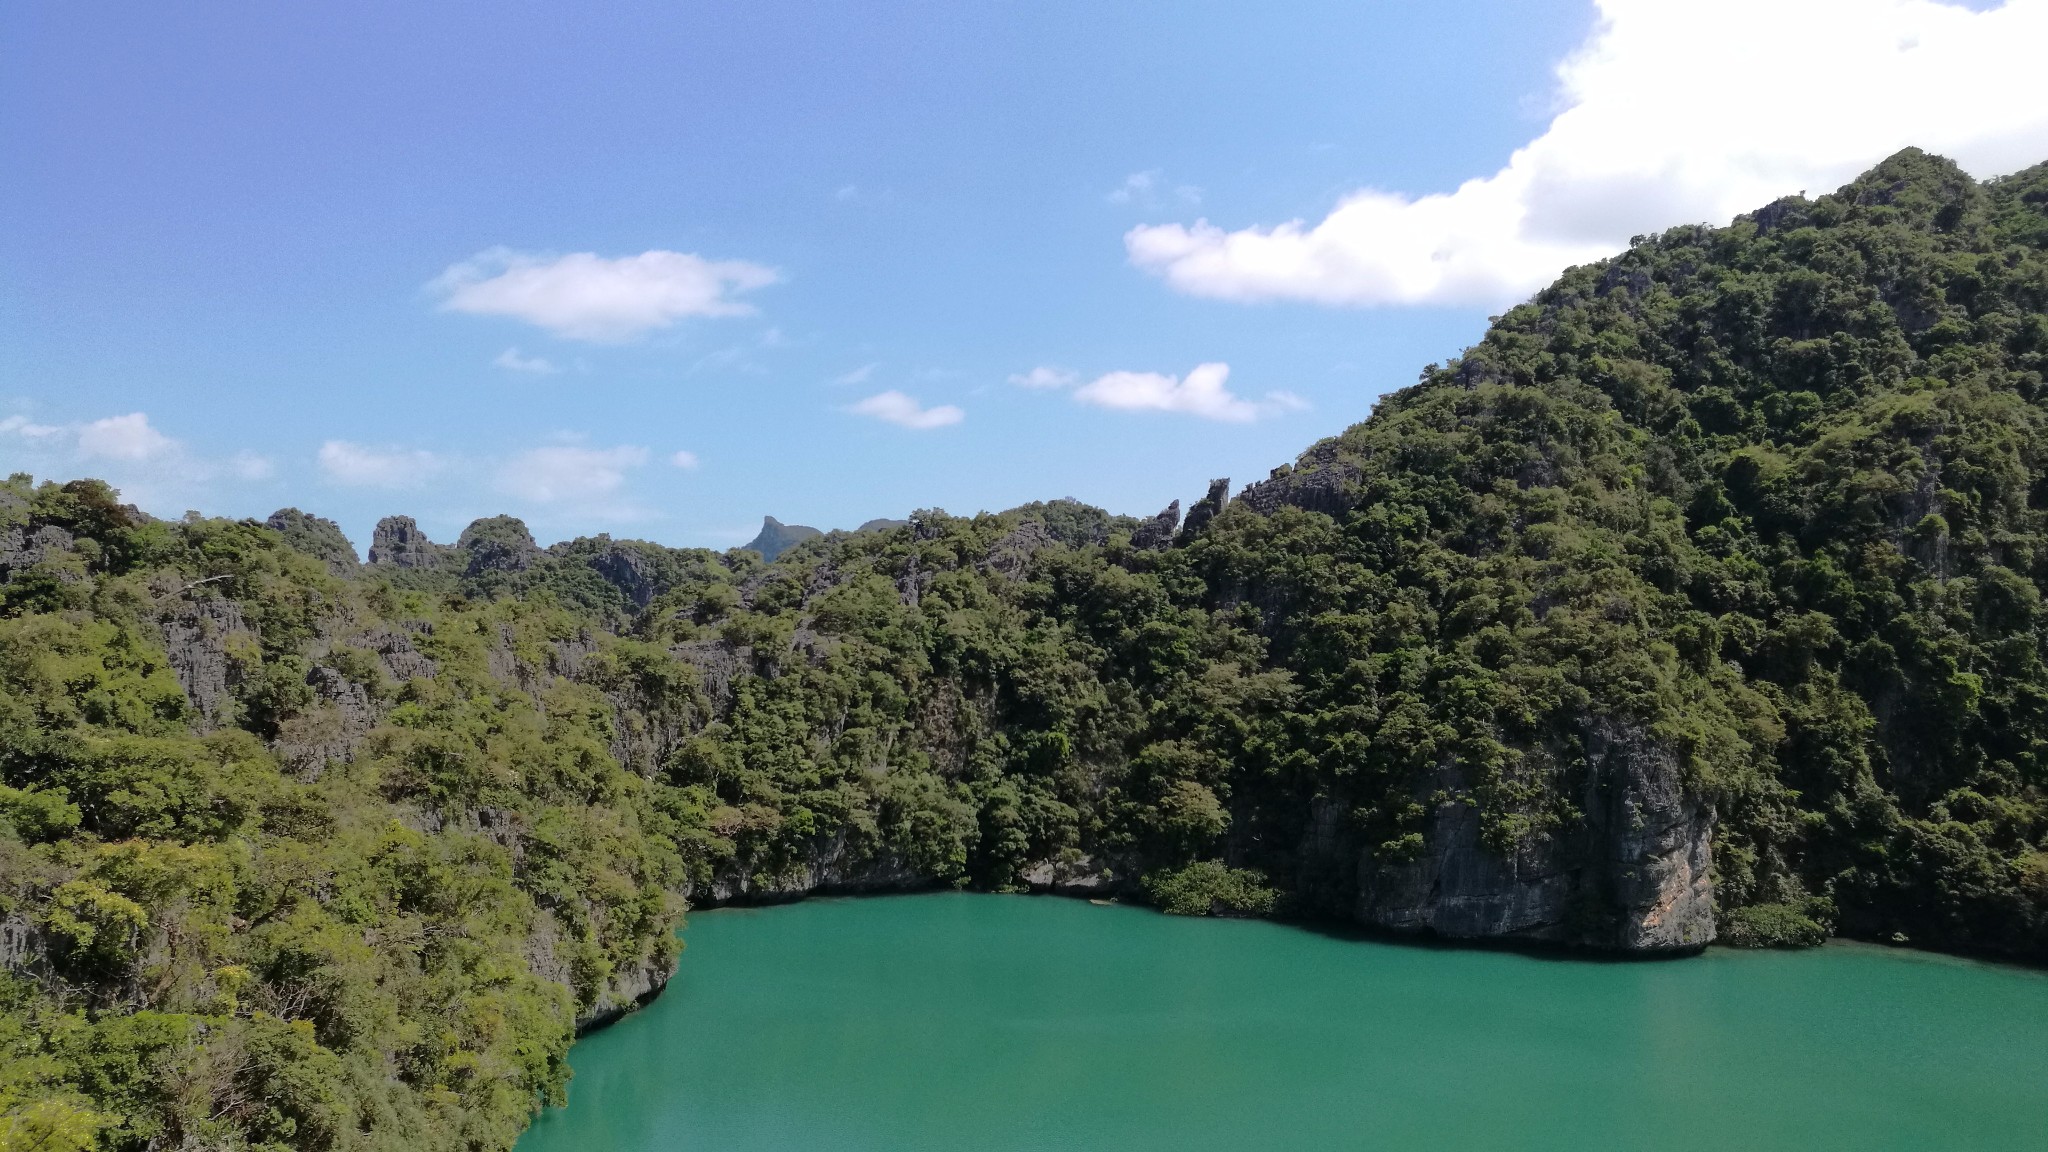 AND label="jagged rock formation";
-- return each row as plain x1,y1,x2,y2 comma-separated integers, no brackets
983,521,1055,580
0,523,78,581
1130,500,1180,549
579,539,663,608
458,515,541,577
1235,445,1358,517
743,515,823,561
1176,478,1231,544
156,596,254,731
368,514,456,569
